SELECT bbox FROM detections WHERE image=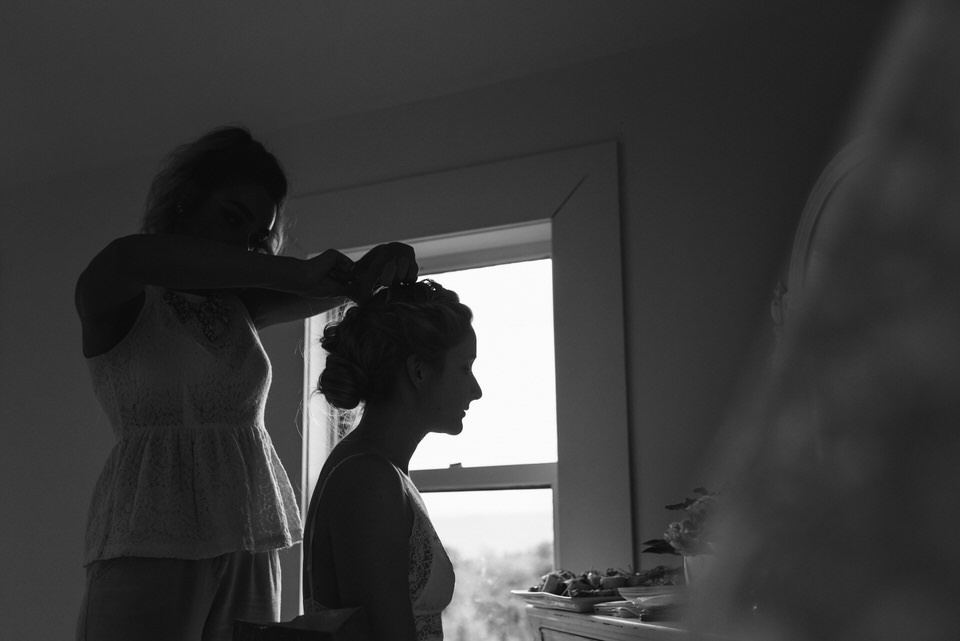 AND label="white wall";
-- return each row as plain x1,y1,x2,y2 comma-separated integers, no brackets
0,5,889,638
